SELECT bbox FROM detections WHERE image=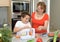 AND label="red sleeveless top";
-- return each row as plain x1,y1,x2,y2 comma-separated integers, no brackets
31,12,49,33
